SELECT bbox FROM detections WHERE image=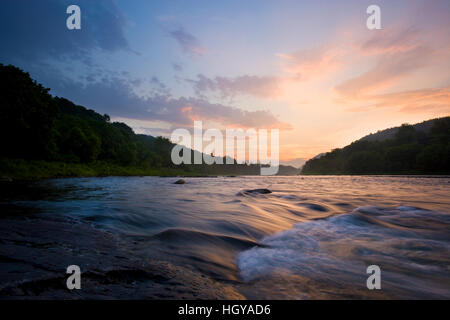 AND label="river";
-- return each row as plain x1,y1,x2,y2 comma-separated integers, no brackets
0,176,449,299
